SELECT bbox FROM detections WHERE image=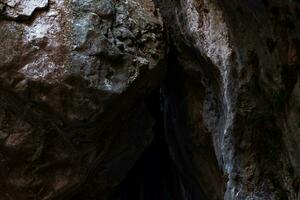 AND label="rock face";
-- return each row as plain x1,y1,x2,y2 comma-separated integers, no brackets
0,0,164,199
1,0,300,199
158,0,300,199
